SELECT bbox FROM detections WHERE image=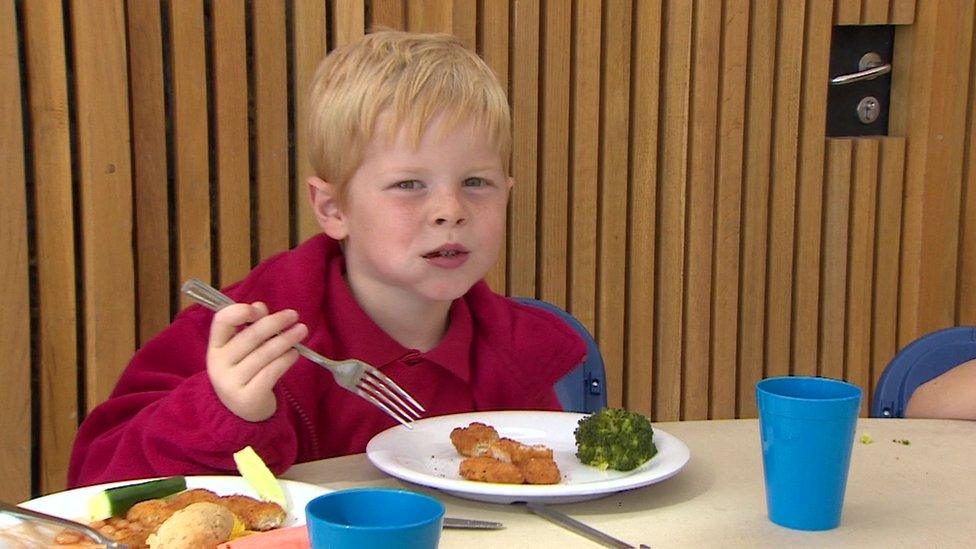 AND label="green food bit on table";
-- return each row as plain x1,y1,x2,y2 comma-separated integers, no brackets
859,433,874,444
892,439,911,445
574,408,657,471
